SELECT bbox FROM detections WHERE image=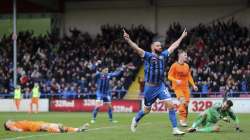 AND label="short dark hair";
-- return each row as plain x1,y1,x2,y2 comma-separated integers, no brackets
98,63,108,70
4,121,10,131
151,36,164,46
101,66,108,70
226,100,233,108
